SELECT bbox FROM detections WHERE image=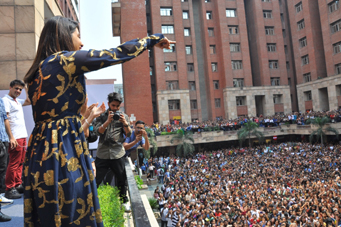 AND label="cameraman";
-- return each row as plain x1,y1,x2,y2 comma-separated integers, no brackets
123,120,150,157
93,92,131,207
